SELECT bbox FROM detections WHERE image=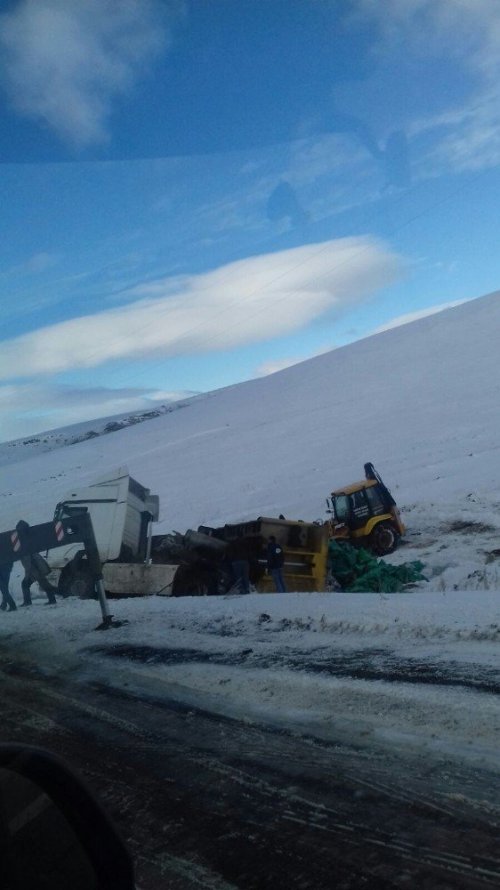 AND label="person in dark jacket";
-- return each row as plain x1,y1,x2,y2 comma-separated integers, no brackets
267,536,286,592
16,520,58,606
0,562,17,612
